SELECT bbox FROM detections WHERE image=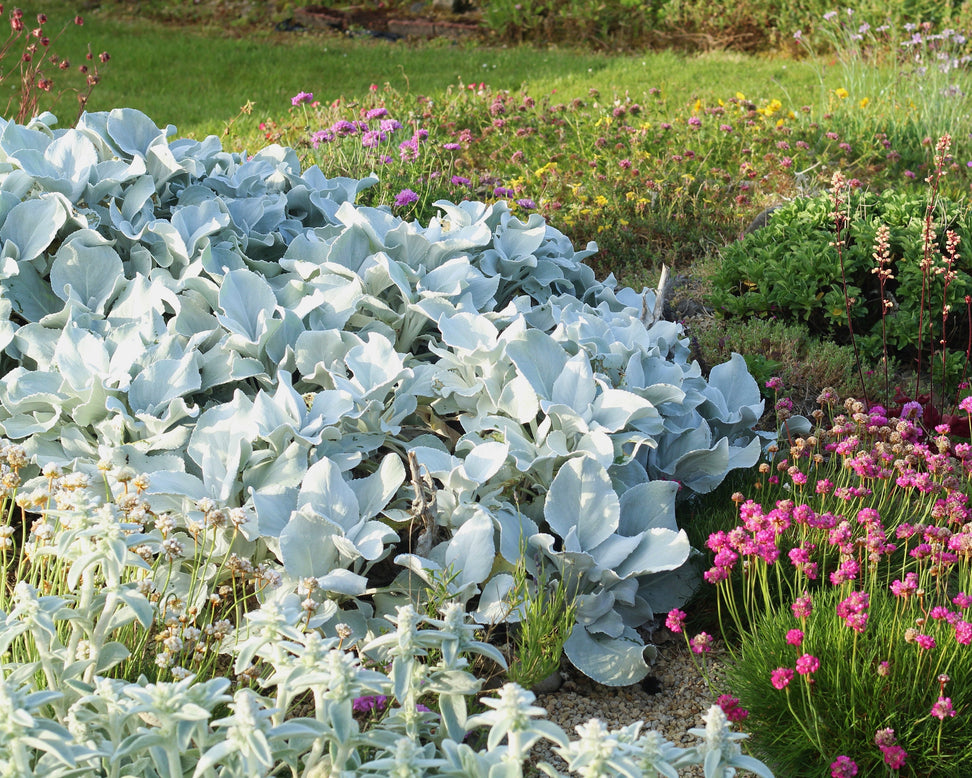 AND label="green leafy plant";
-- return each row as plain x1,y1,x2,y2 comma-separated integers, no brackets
502,550,577,691
709,176,972,404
